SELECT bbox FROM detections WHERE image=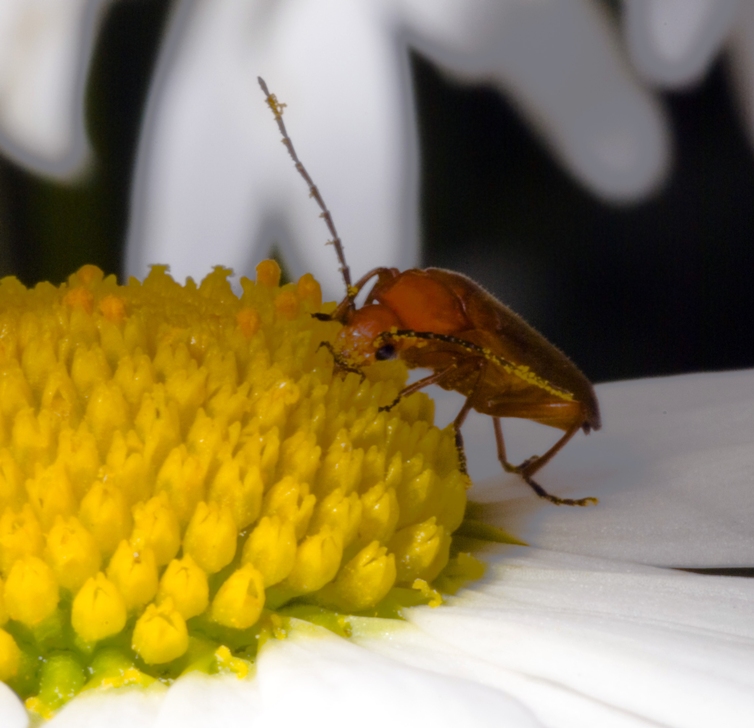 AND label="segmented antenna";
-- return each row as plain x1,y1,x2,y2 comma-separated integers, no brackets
257,77,353,293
